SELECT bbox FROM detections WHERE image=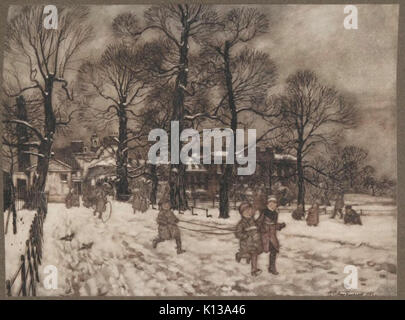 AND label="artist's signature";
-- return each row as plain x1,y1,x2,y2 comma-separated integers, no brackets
328,290,376,296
